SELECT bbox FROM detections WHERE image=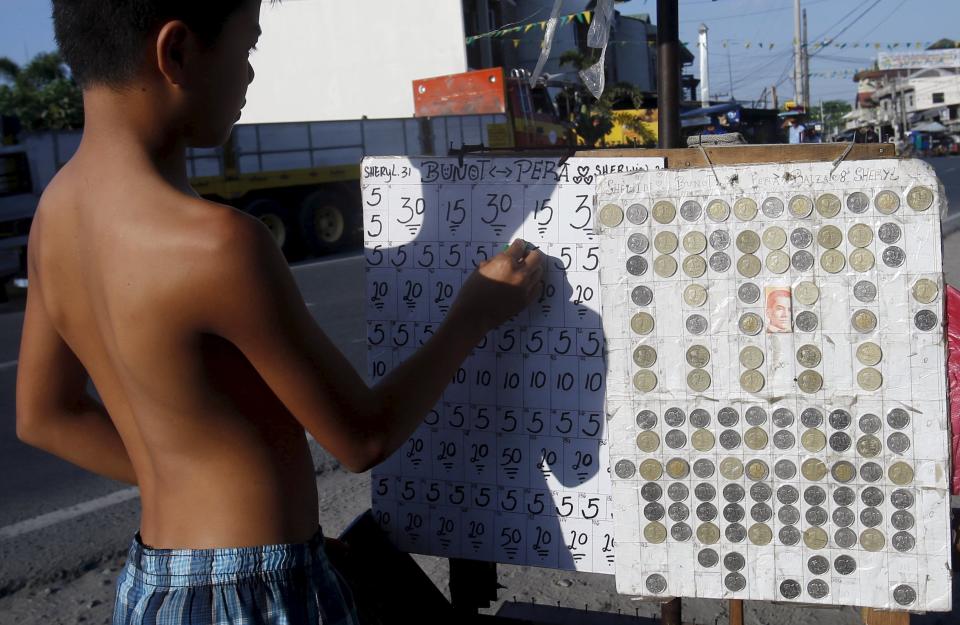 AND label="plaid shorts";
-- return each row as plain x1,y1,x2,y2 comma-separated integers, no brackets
112,526,360,625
